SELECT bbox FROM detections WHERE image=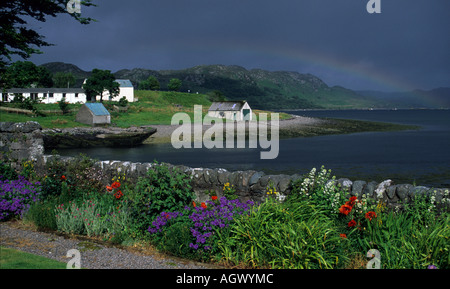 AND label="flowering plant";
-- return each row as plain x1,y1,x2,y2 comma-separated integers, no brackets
147,196,254,258
0,176,41,220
